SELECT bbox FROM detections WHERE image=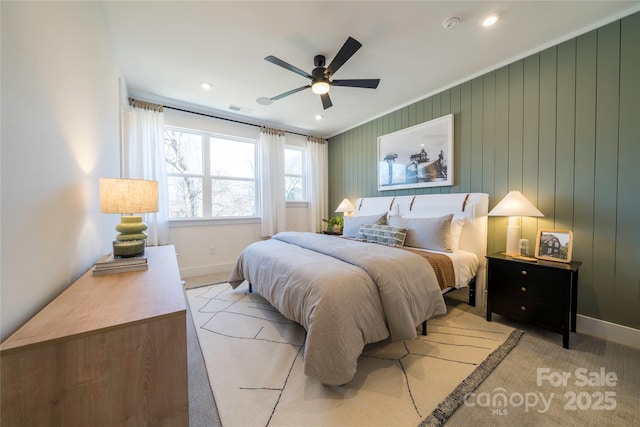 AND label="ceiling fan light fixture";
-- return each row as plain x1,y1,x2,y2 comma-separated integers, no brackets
311,81,330,95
